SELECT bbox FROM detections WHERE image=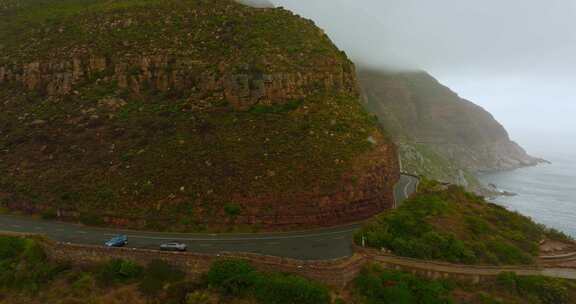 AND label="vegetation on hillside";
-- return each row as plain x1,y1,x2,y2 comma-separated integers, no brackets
355,181,572,265
0,88,380,230
0,235,330,304
0,0,389,231
398,143,484,191
2,235,575,303
352,264,576,304
206,259,330,304
0,0,349,69
353,265,454,304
